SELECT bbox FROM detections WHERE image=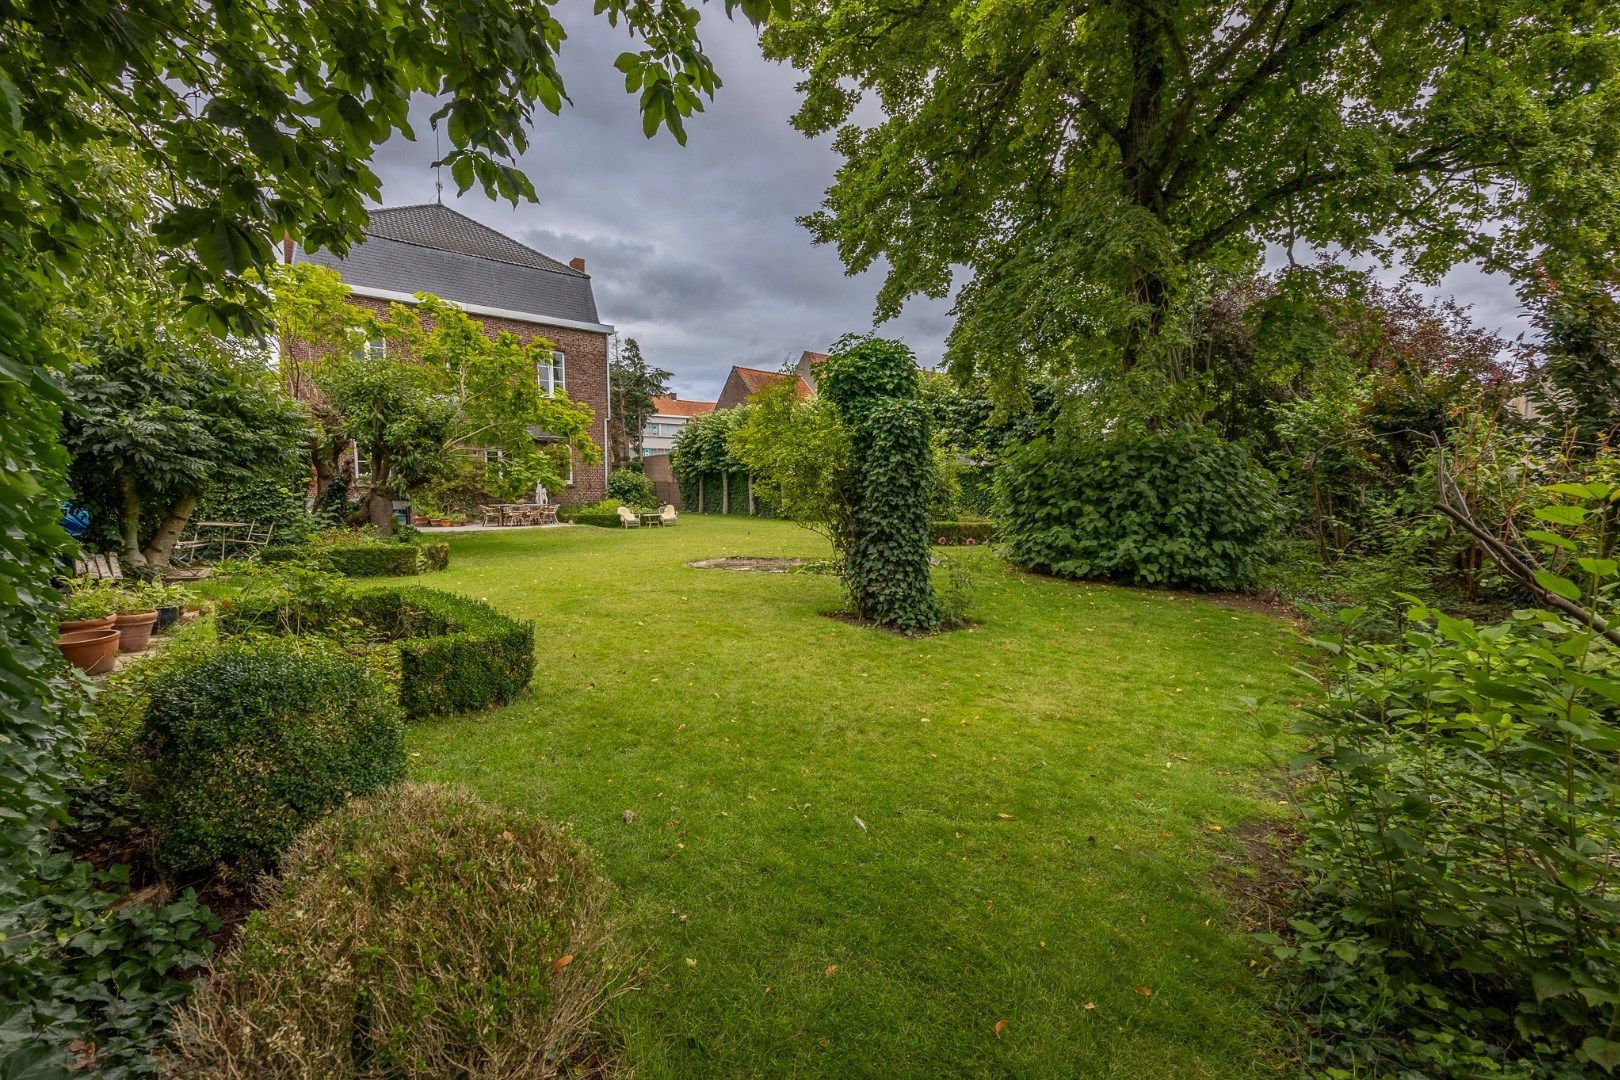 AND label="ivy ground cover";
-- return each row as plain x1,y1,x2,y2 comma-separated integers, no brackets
409,517,1303,1077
